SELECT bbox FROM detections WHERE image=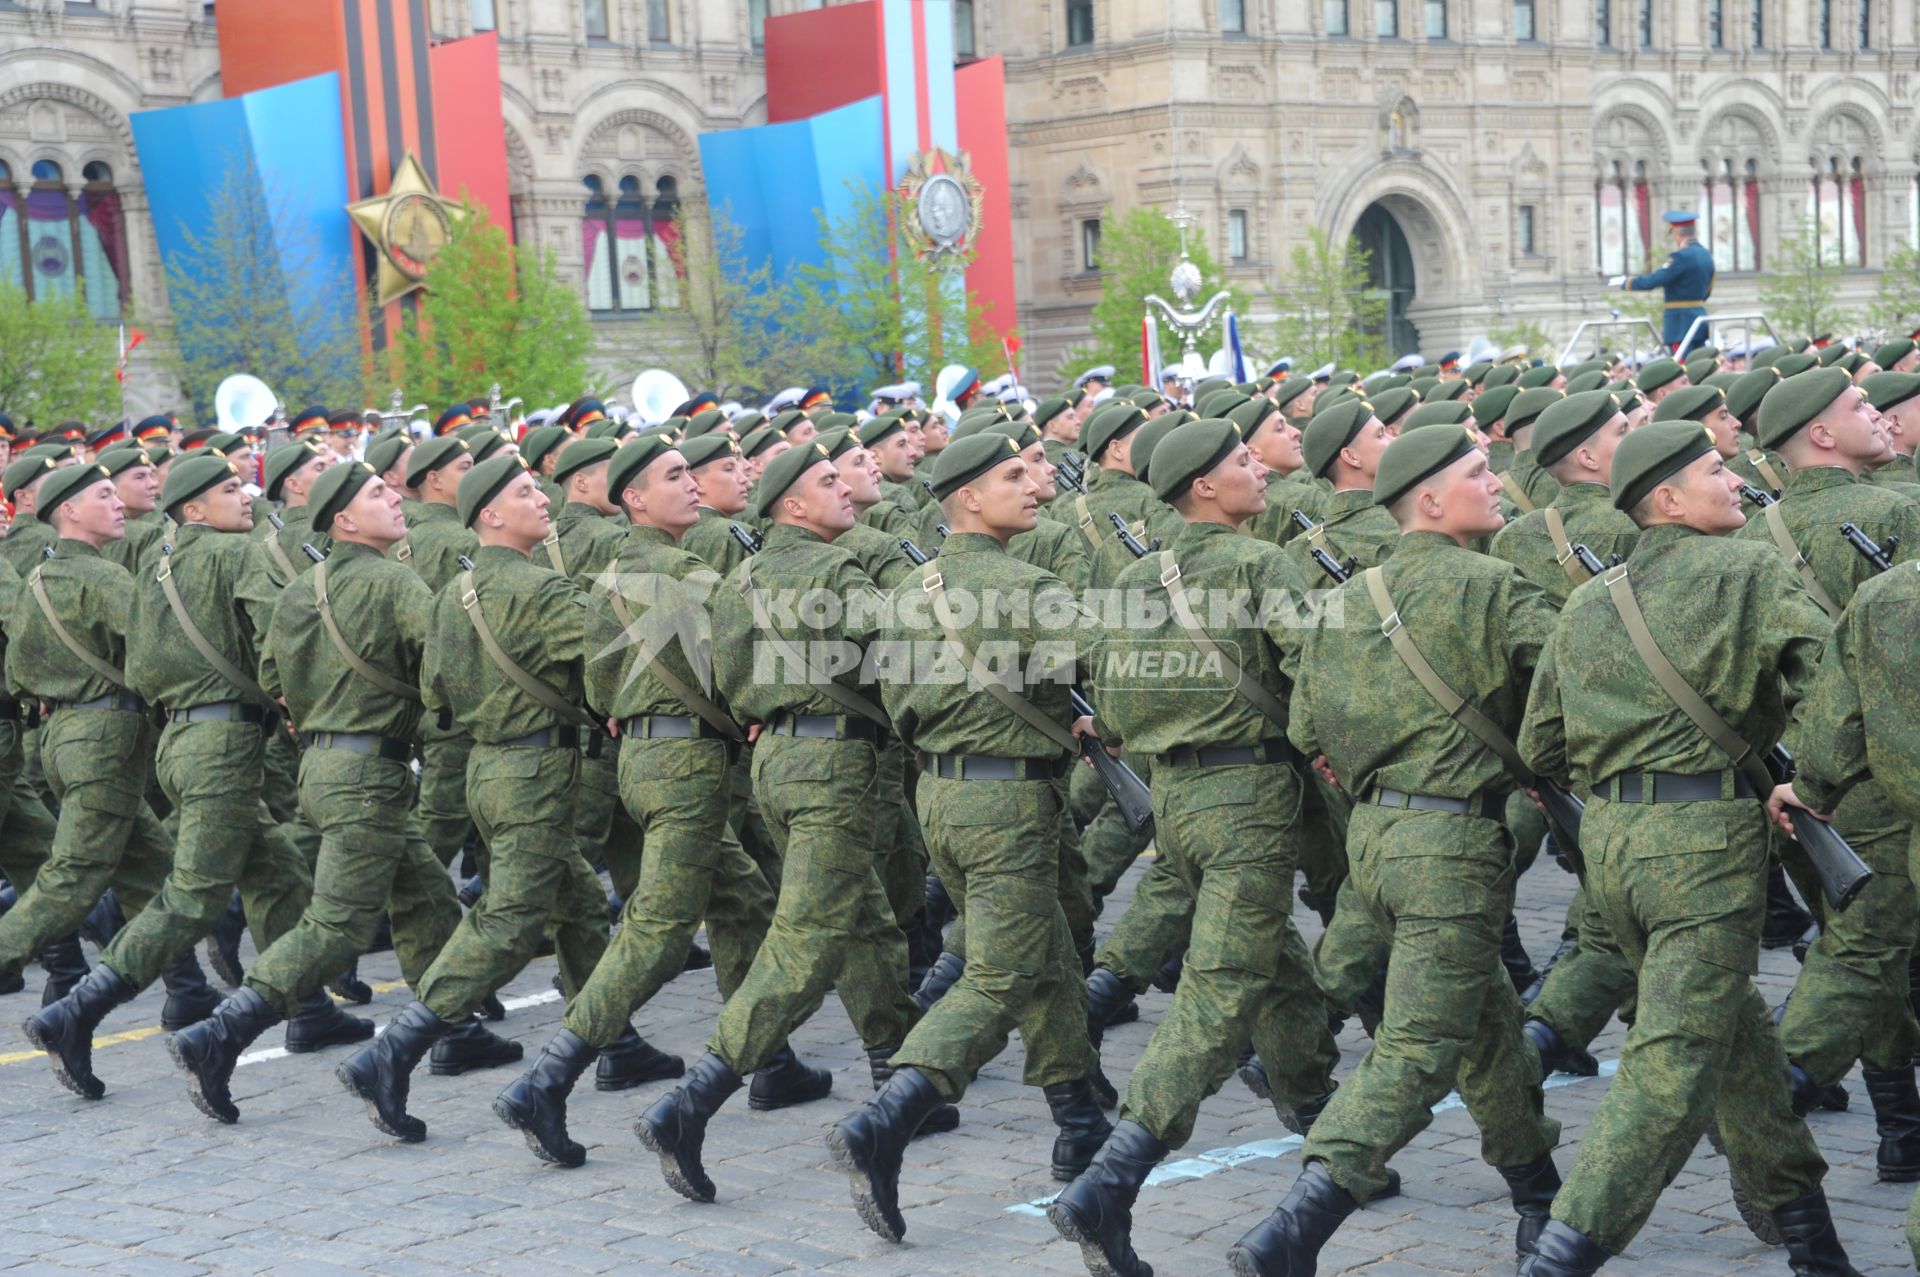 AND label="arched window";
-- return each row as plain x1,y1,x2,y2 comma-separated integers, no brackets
5,158,125,318
0,160,22,296
1696,117,1764,271
581,172,683,313
1806,138,1867,267
1593,159,1651,277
